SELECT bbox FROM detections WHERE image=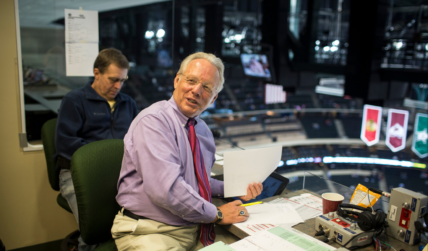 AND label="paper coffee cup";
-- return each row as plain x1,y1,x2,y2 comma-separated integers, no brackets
322,193,344,214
